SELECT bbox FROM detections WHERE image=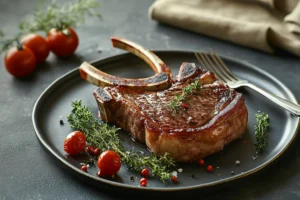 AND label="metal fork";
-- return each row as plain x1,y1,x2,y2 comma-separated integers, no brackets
195,51,300,116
